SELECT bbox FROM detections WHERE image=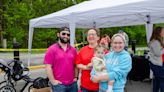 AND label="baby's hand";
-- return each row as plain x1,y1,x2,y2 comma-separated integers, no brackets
91,76,100,83
87,63,93,69
101,66,106,71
